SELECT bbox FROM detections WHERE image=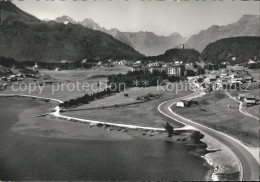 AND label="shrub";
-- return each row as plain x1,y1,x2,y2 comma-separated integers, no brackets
190,131,204,141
